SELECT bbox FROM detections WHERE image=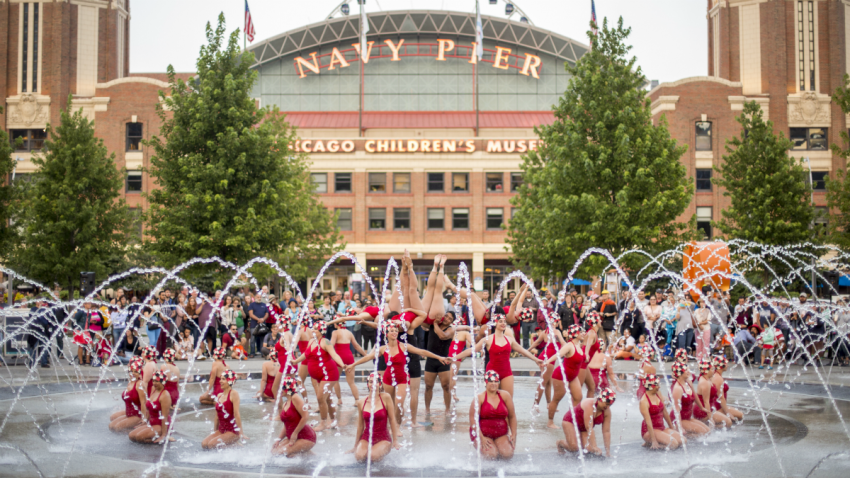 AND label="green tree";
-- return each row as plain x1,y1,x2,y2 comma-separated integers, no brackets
825,74,850,248
145,15,341,285
10,96,132,298
712,101,815,247
507,17,694,277
0,106,19,259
